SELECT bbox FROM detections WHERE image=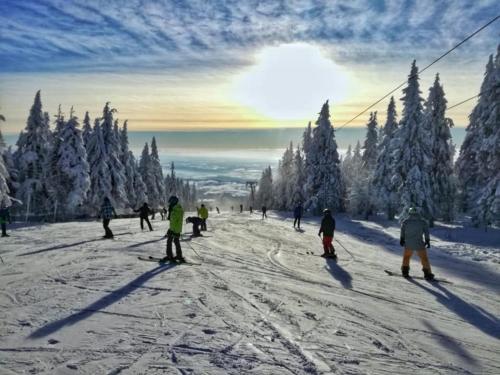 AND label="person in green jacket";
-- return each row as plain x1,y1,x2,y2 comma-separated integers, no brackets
400,207,434,280
164,195,184,262
199,204,208,231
